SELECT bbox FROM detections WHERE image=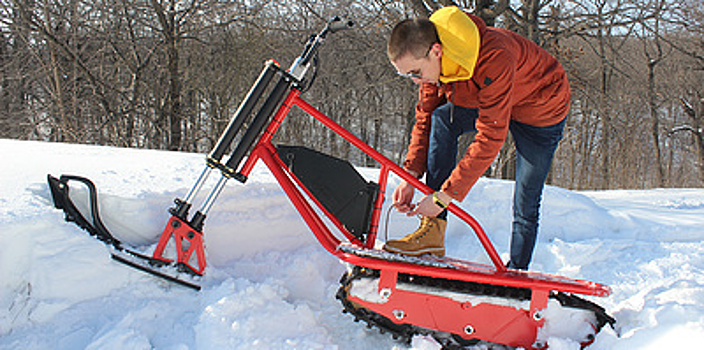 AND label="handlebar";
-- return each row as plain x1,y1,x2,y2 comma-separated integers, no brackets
288,16,355,82
327,16,355,34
